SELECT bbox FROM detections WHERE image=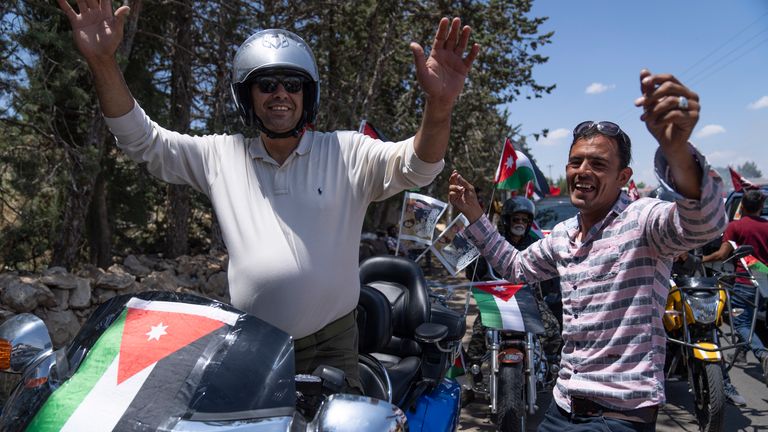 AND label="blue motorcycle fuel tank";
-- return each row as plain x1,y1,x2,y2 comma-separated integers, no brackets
405,378,462,432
